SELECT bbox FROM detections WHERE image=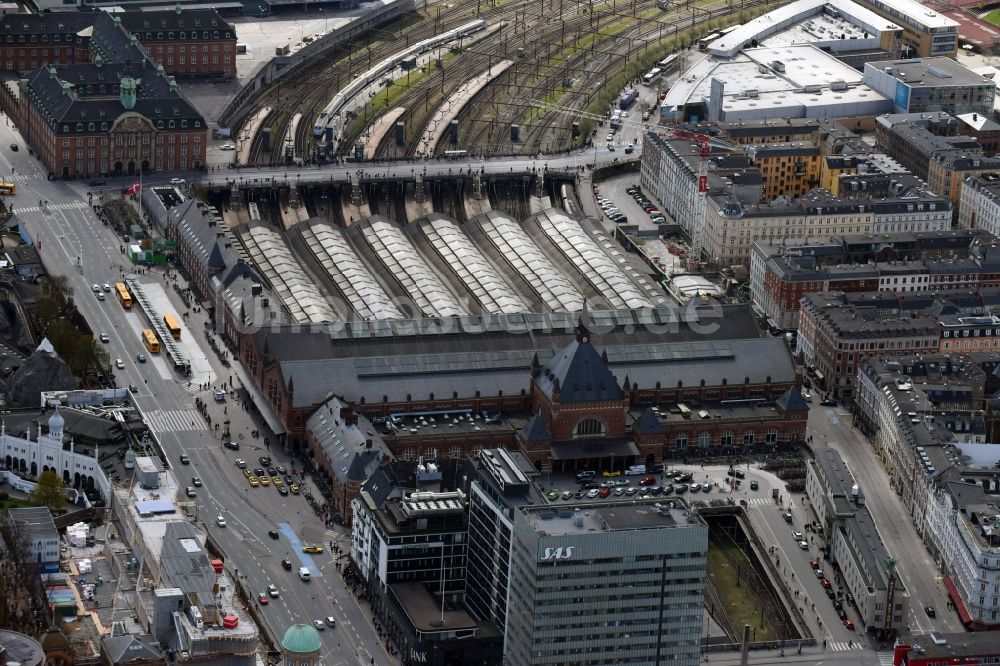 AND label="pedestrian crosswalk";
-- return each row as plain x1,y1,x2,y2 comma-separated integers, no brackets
16,201,88,214
145,409,208,433
878,651,894,666
827,641,861,652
